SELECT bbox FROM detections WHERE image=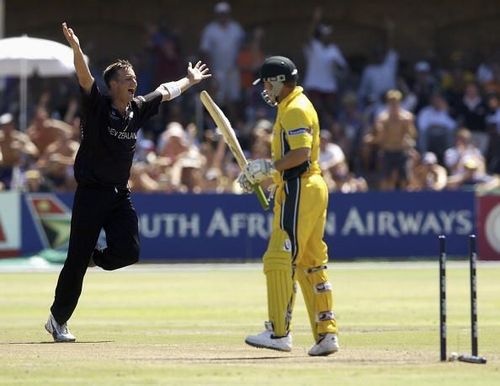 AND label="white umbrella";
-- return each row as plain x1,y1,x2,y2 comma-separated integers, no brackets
0,35,87,130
